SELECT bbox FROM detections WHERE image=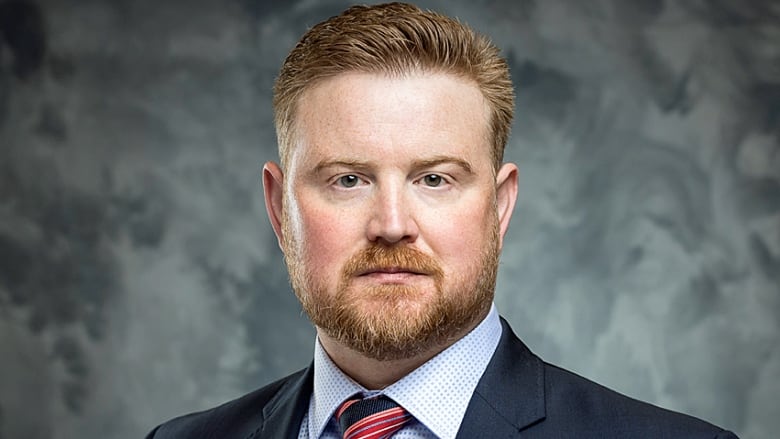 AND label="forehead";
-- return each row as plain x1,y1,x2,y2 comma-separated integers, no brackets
290,71,491,168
